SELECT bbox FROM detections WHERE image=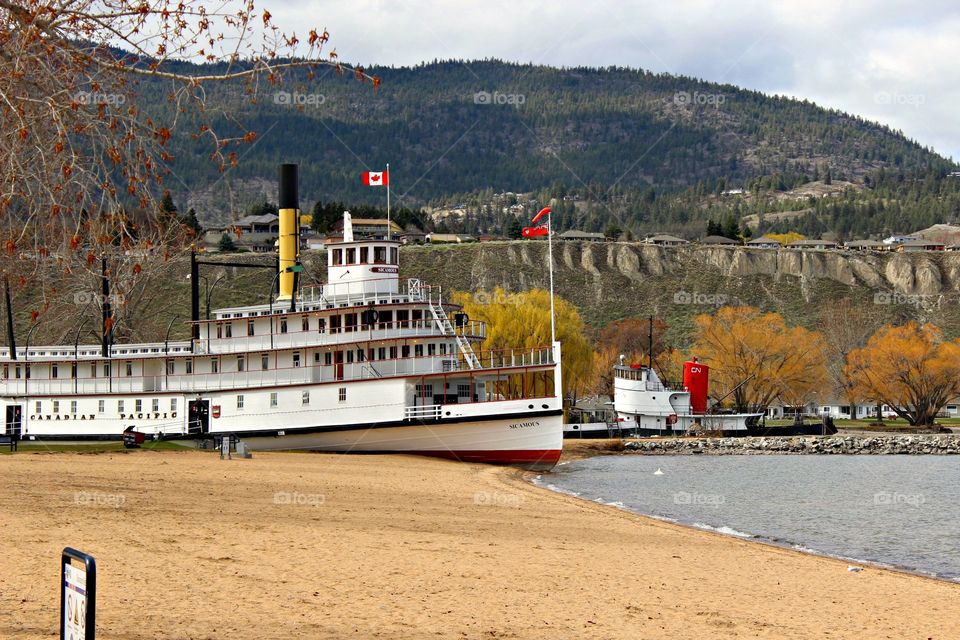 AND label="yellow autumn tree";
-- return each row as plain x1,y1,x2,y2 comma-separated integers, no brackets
845,322,960,426
453,287,593,403
691,306,827,412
